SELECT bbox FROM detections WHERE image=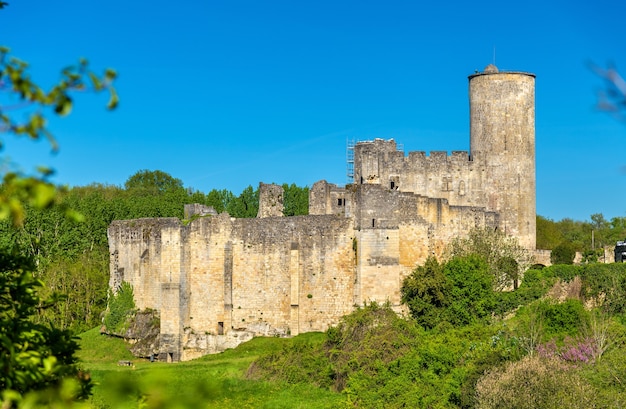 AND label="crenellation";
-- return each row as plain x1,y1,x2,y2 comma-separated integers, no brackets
108,64,536,360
